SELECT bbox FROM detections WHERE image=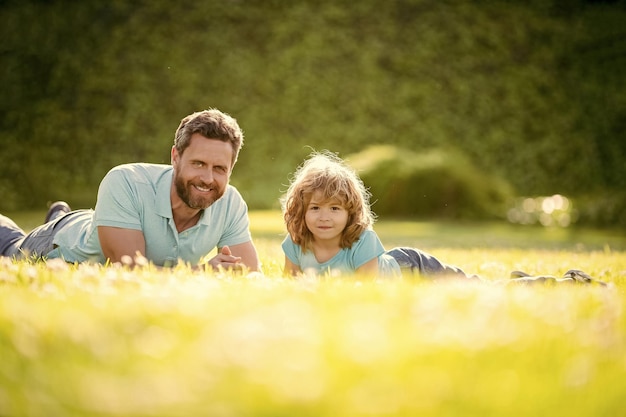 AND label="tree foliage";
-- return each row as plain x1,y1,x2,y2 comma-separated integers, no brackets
1,0,624,223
